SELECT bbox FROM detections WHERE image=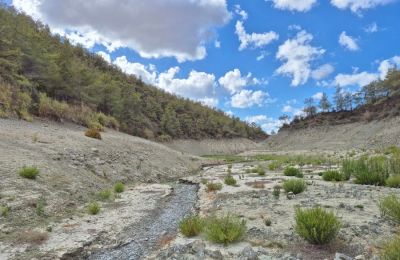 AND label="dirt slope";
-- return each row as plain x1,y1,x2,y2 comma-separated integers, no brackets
263,116,400,151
